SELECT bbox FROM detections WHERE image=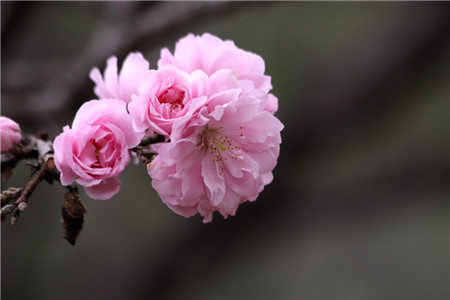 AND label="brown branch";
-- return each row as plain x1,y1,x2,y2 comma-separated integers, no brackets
131,134,165,165
0,130,163,238
1,153,58,225
1,131,52,182
13,163,46,206
1,130,58,224
1,187,22,207
1,137,37,182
